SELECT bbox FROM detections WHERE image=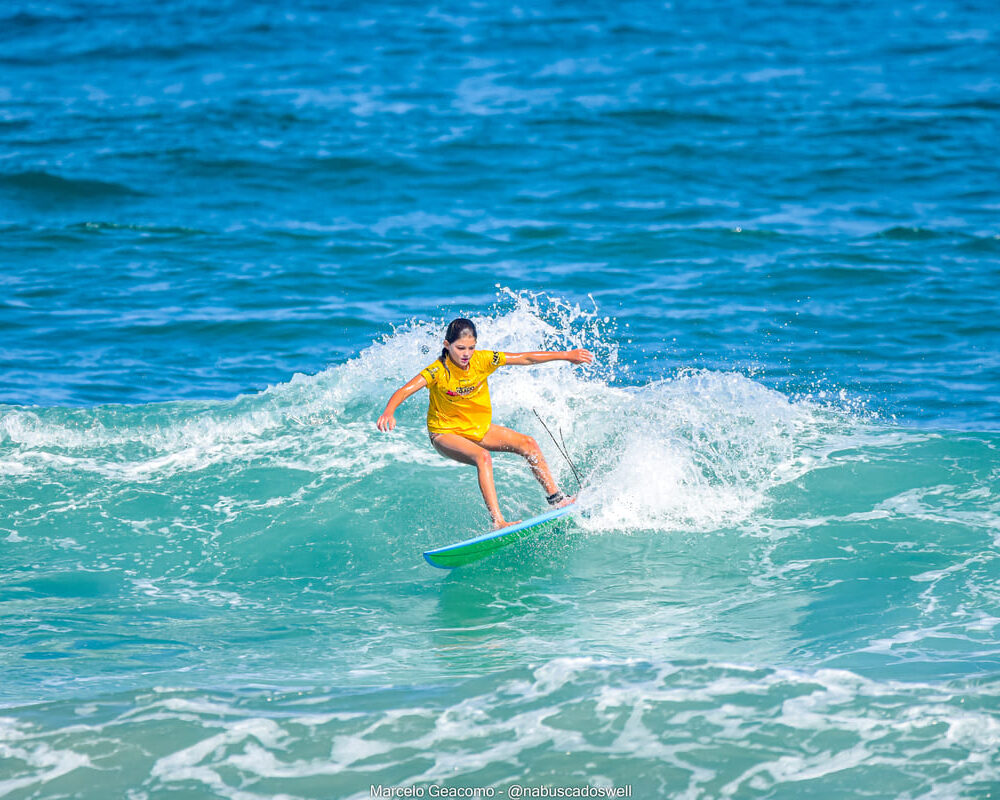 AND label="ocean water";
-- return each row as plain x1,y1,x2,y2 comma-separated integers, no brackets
2,1,999,798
